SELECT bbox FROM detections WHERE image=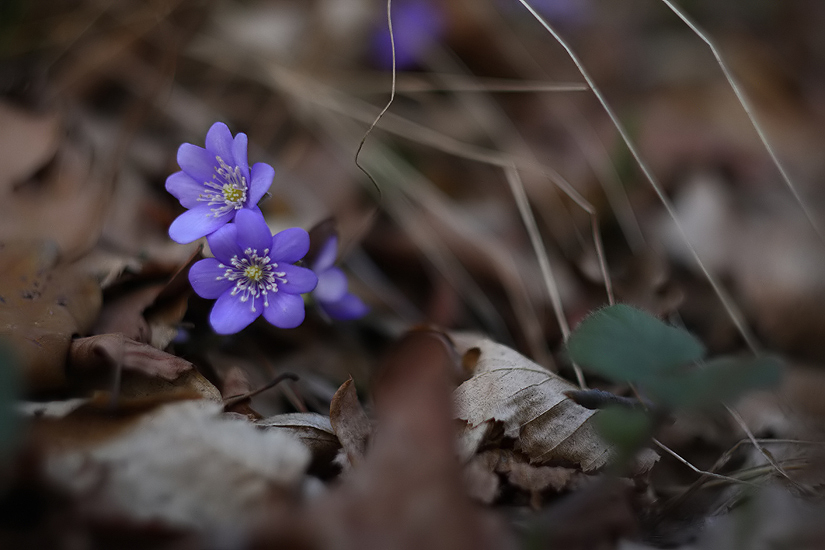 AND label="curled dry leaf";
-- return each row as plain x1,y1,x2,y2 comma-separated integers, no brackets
258,412,341,473
46,400,311,531
329,377,372,468
464,449,583,508
69,333,193,381
115,368,222,403
452,334,655,473
0,242,102,391
291,330,514,550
